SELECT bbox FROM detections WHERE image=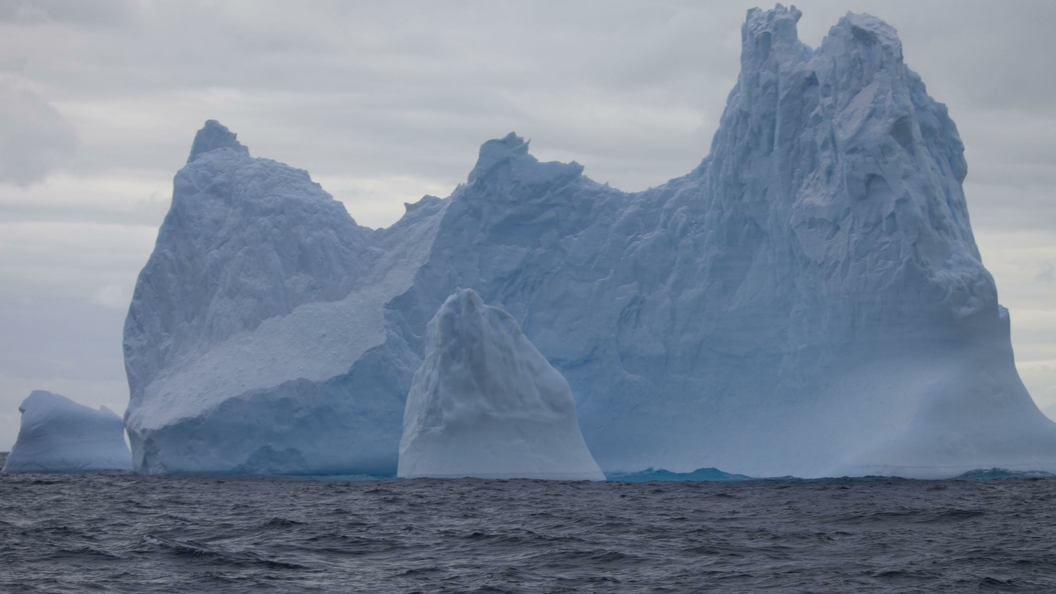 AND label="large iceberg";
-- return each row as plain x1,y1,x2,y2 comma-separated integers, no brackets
398,289,604,480
2,391,132,473
123,6,1056,478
